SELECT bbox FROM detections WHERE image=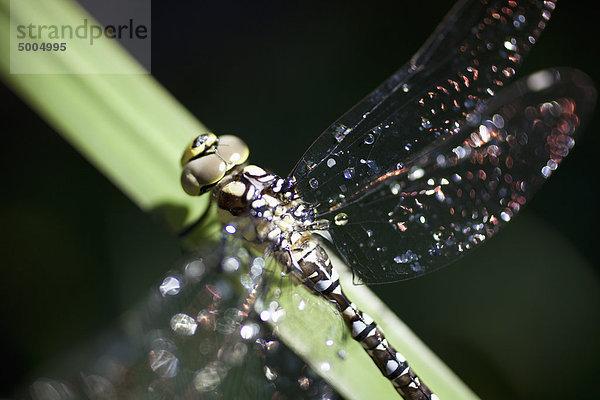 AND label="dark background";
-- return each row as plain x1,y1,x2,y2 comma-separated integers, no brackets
1,1,599,399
